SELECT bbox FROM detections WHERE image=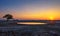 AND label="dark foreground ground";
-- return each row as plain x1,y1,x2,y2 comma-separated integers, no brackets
0,23,60,36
